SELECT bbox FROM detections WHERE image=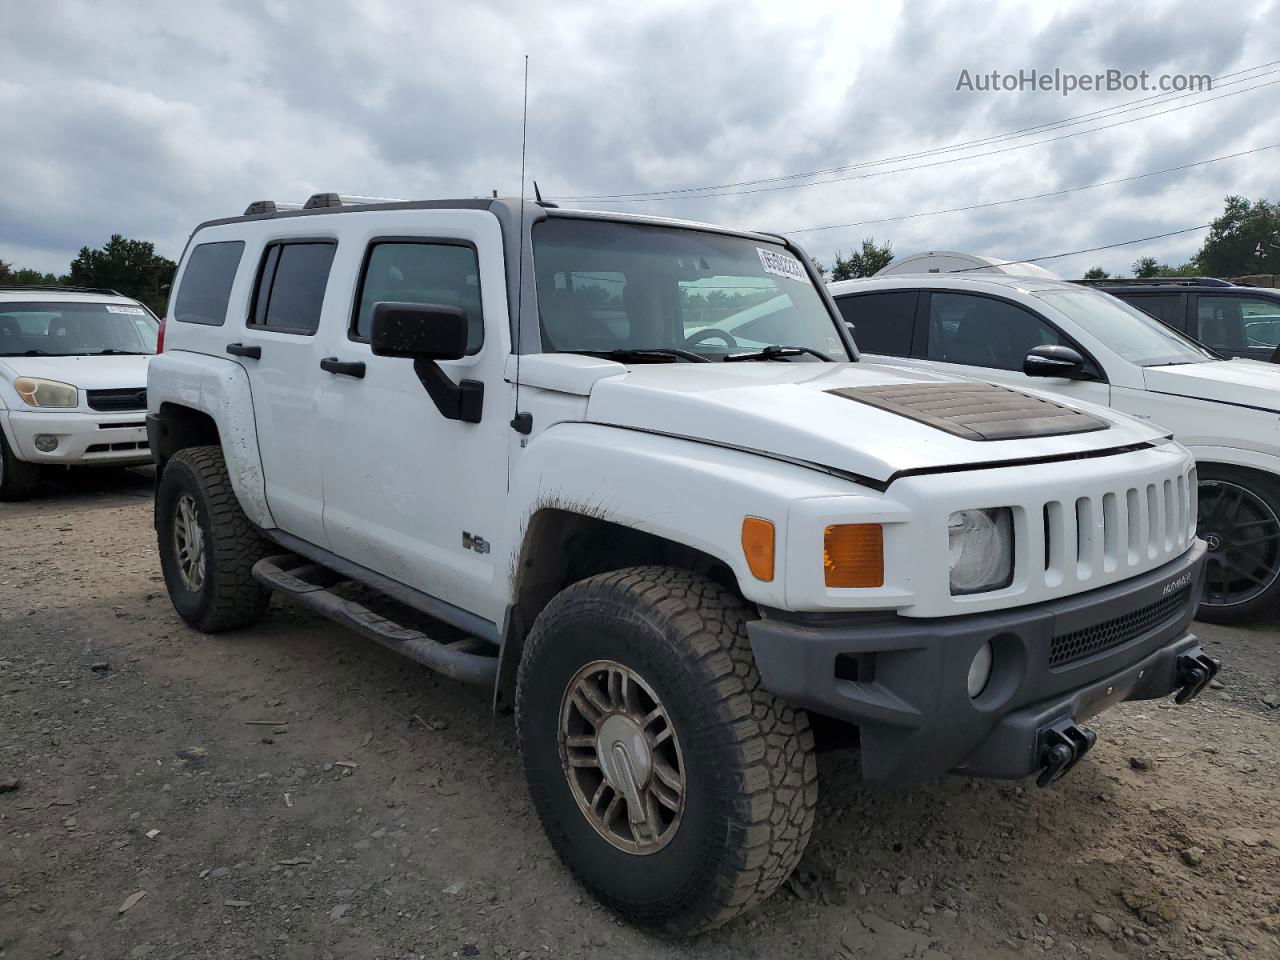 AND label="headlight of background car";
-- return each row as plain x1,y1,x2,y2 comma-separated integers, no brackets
948,508,1013,595
13,377,79,409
